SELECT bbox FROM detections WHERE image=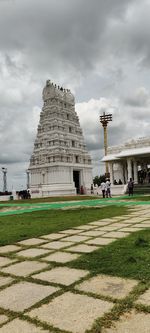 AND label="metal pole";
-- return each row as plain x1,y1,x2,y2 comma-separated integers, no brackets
103,125,109,174
99,112,112,177
2,168,7,192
